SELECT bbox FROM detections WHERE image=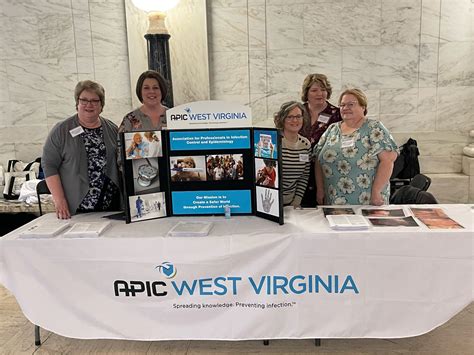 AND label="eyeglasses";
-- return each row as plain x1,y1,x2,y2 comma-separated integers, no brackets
286,115,303,120
339,101,358,109
78,98,101,106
